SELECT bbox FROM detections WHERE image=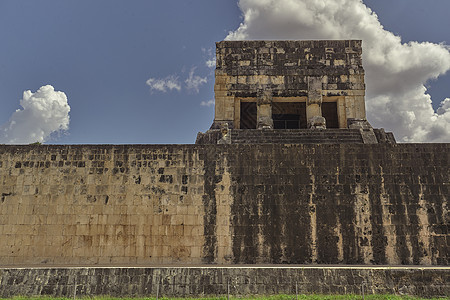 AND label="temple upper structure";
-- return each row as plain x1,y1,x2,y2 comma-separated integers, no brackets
197,40,395,144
